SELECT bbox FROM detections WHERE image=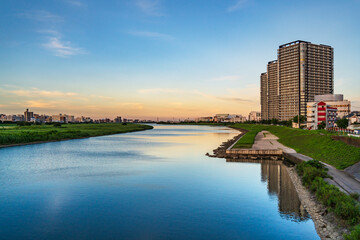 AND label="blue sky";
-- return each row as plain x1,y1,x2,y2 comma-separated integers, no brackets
0,0,359,119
